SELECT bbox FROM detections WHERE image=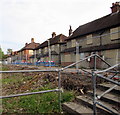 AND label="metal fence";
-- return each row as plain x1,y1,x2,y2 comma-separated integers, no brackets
0,54,120,114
